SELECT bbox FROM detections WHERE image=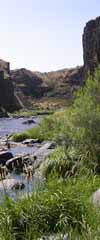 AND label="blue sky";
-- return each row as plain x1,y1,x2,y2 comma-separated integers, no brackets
0,0,100,71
